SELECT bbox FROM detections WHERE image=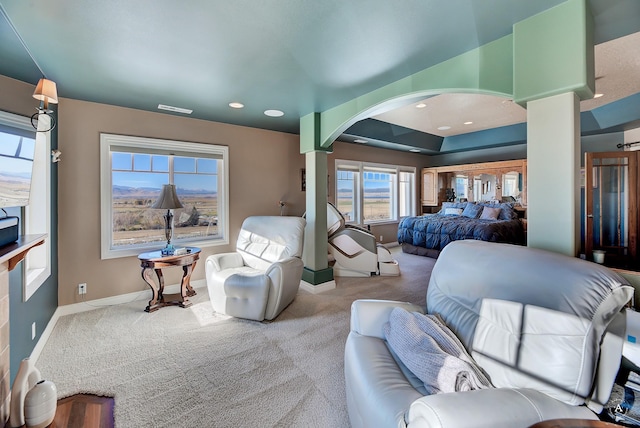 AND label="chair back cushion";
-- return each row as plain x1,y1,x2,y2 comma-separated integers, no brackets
426,240,633,406
237,216,305,271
